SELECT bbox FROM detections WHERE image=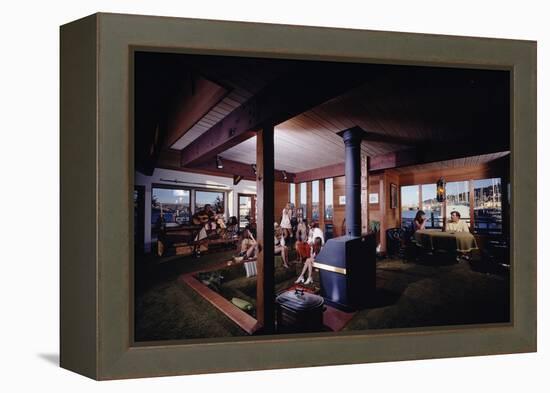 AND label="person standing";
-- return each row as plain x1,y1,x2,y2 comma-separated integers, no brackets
280,202,293,240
